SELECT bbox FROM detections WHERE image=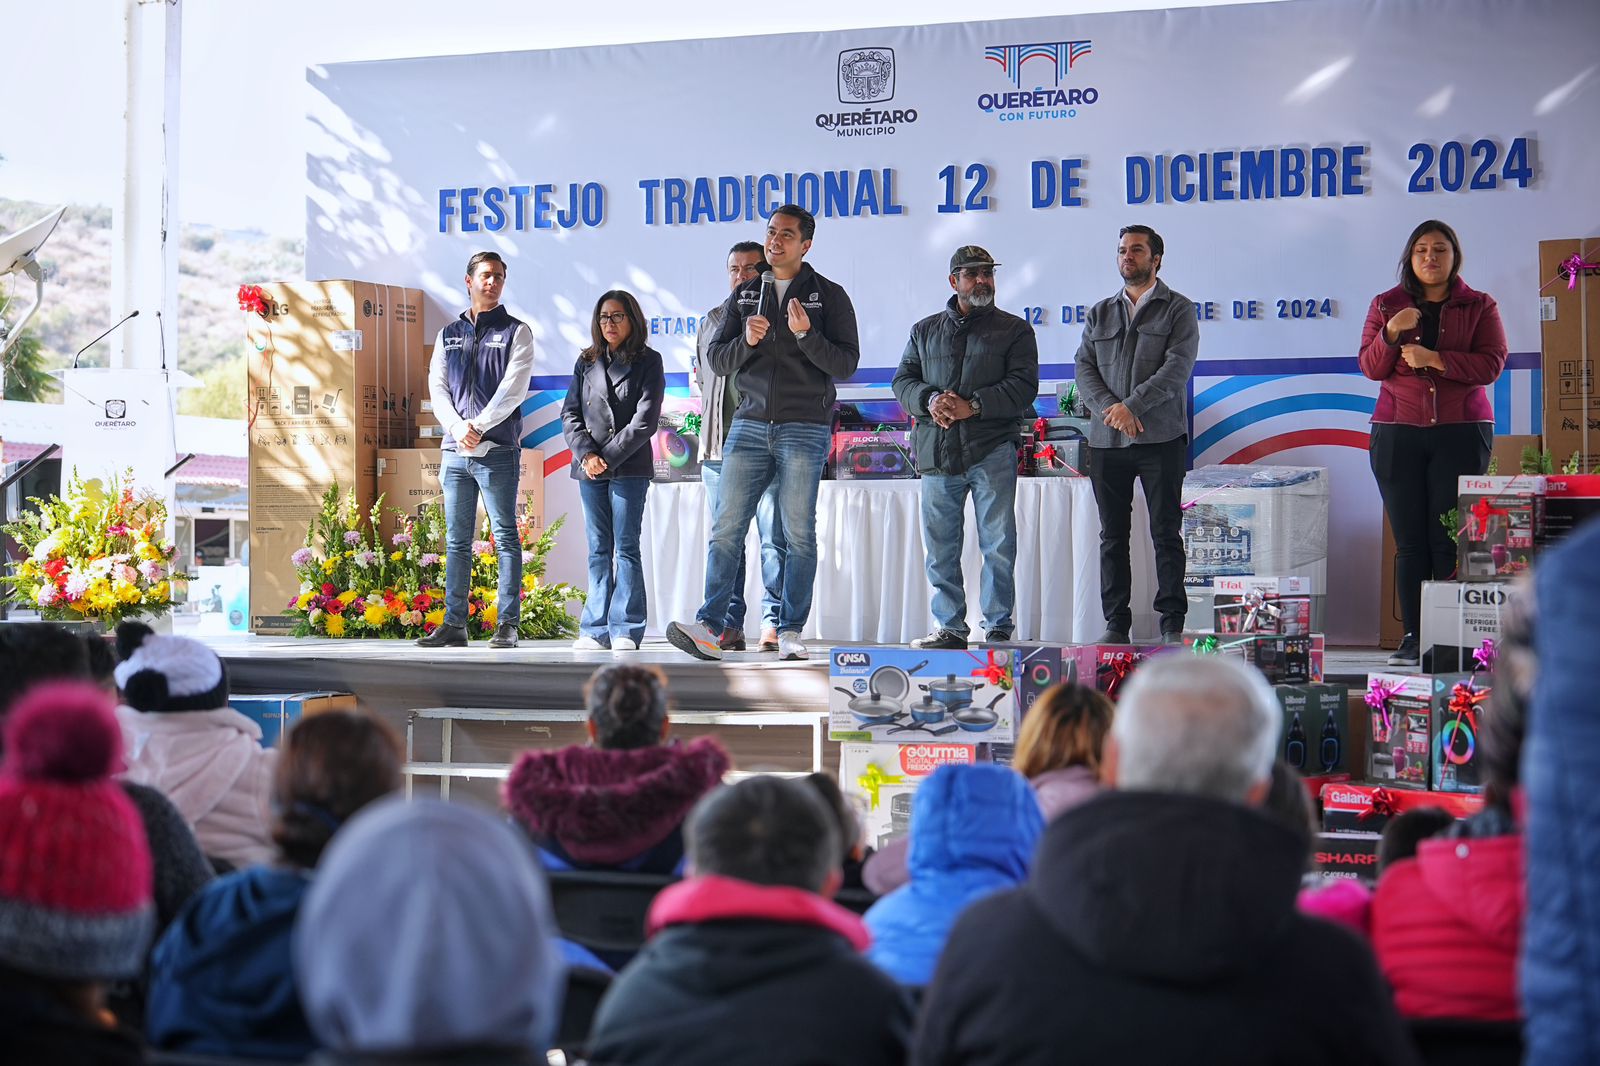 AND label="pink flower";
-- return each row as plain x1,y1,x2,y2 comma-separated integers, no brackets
419,553,441,567
391,532,413,547
291,547,314,566
343,531,363,546
471,540,493,556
